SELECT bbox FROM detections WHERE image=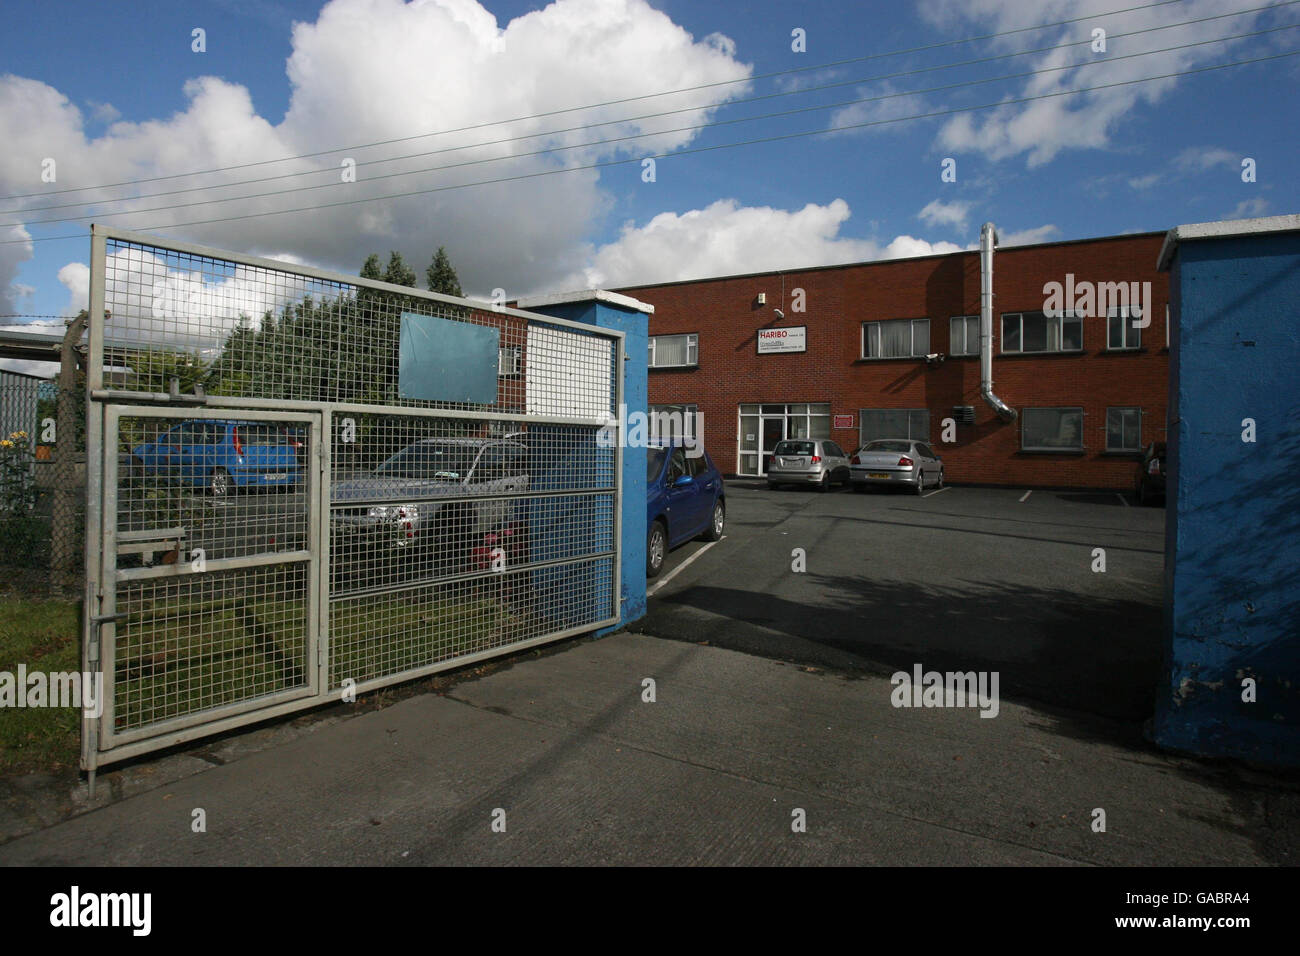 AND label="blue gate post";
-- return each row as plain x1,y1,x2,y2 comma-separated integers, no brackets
516,290,651,634
1154,215,1300,766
